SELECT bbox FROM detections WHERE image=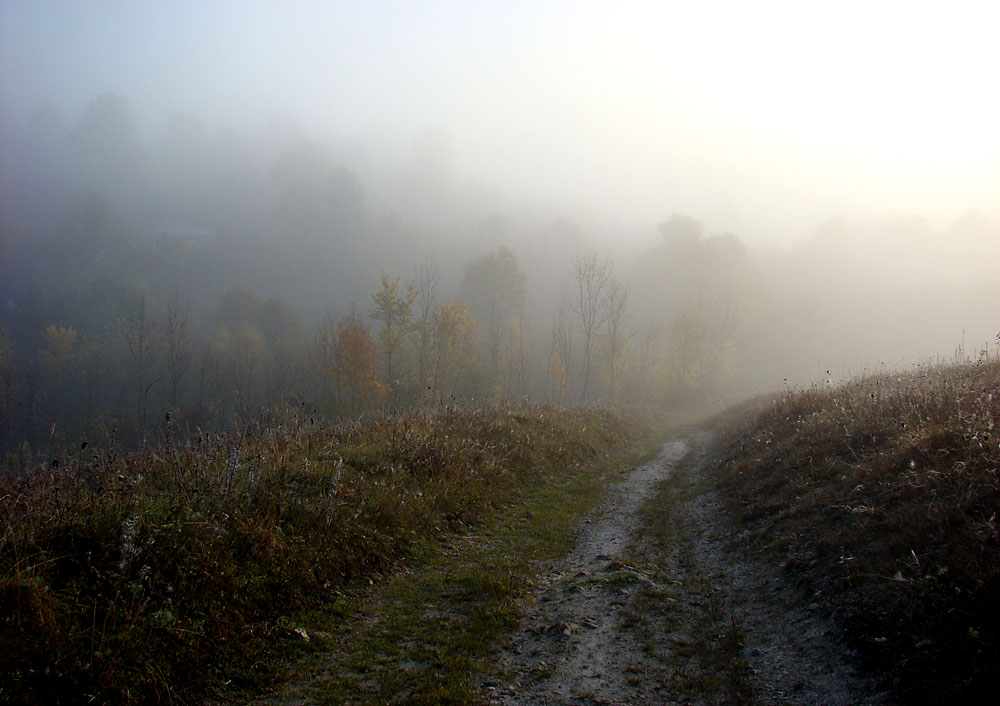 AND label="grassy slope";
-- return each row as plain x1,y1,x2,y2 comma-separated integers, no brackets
1,406,643,705
710,361,1000,704
254,434,657,706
